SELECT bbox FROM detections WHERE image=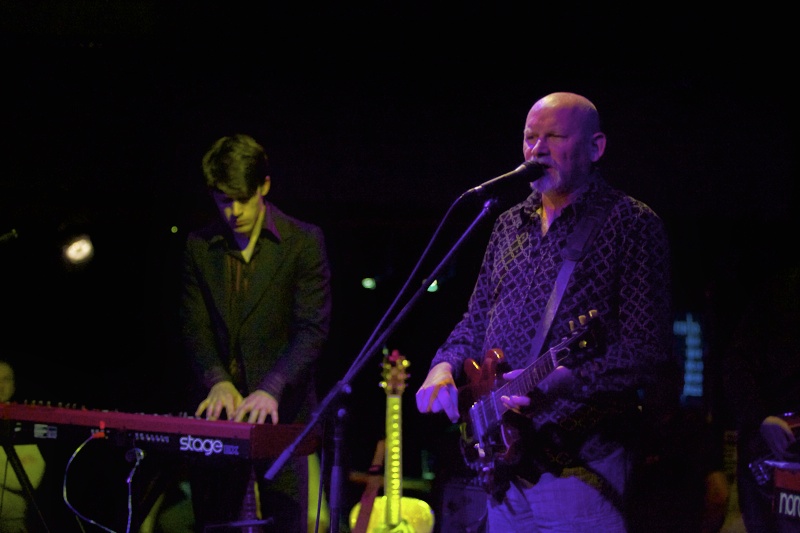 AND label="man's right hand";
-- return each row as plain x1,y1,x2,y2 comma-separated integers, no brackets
415,362,460,423
195,381,243,421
